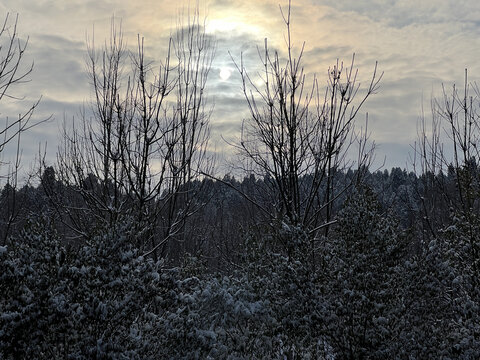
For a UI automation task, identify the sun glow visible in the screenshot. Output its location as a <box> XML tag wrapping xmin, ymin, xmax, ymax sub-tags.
<box><xmin>205</xmin><ymin>18</ymin><xmax>262</xmax><ymax>36</ymax></box>
<box><xmin>206</xmin><ymin>19</ymin><xmax>238</xmax><ymax>34</ymax></box>
<box><xmin>219</xmin><ymin>67</ymin><xmax>232</xmax><ymax>81</ymax></box>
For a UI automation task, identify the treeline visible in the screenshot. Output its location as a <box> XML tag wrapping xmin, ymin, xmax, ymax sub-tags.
<box><xmin>0</xmin><ymin>166</ymin><xmax>419</xmax><ymax>265</ymax></box>
<box><xmin>2</xmin><ymin>164</ymin><xmax>480</xmax><ymax>358</ymax></box>
<box><xmin>2</xmin><ymin>4</ymin><xmax>480</xmax><ymax>359</ymax></box>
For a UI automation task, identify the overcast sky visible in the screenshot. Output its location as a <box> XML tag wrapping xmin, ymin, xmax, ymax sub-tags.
<box><xmin>1</xmin><ymin>0</ymin><xmax>480</xmax><ymax>177</ymax></box>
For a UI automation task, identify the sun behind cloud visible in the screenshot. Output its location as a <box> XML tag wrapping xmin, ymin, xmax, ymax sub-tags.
<box><xmin>219</xmin><ymin>67</ymin><xmax>232</xmax><ymax>81</ymax></box>
<box><xmin>205</xmin><ymin>17</ymin><xmax>264</xmax><ymax>36</ymax></box>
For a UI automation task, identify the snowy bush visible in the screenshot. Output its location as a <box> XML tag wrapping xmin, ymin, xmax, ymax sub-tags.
<box><xmin>0</xmin><ymin>218</ymin><xmax>163</xmax><ymax>359</ymax></box>
<box><xmin>321</xmin><ymin>189</ymin><xmax>407</xmax><ymax>359</ymax></box>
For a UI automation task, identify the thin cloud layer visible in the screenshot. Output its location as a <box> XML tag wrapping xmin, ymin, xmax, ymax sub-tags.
<box><xmin>0</xmin><ymin>0</ymin><xmax>479</xmax><ymax>173</ymax></box>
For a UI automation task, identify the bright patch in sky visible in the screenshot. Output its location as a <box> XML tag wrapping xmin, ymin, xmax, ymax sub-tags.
<box><xmin>206</xmin><ymin>19</ymin><xmax>238</xmax><ymax>34</ymax></box>
<box><xmin>219</xmin><ymin>67</ymin><xmax>232</xmax><ymax>81</ymax></box>
<box><xmin>205</xmin><ymin>18</ymin><xmax>262</xmax><ymax>36</ymax></box>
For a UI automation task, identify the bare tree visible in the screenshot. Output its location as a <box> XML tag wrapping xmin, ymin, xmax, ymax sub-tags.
<box><xmin>227</xmin><ymin>1</ymin><xmax>381</xmax><ymax>255</ymax></box>
<box><xmin>414</xmin><ymin>69</ymin><xmax>480</xmax><ymax>279</ymax></box>
<box><xmin>0</xmin><ymin>14</ymin><xmax>39</xmax><ymax>159</ymax></box>
<box><xmin>414</xmin><ymin>70</ymin><xmax>480</xmax><ymax>232</ymax></box>
<box><xmin>52</xmin><ymin>12</ymin><xmax>214</xmax><ymax>260</ymax></box>
<box><xmin>0</xmin><ymin>13</ymin><xmax>43</xmax><ymax>244</ymax></box>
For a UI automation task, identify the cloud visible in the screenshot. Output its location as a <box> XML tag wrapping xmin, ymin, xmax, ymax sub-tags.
<box><xmin>28</xmin><ymin>34</ymin><xmax>87</xmax><ymax>102</ymax></box>
<box><xmin>1</xmin><ymin>0</ymin><xmax>480</xmax><ymax>177</ymax></box>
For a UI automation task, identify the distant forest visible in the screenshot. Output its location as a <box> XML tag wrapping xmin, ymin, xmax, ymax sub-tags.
<box><xmin>2</xmin><ymin>4</ymin><xmax>480</xmax><ymax>359</ymax></box>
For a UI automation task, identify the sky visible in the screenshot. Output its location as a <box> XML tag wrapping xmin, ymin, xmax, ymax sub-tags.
<box><xmin>1</xmin><ymin>0</ymin><xmax>480</xmax><ymax>178</ymax></box>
